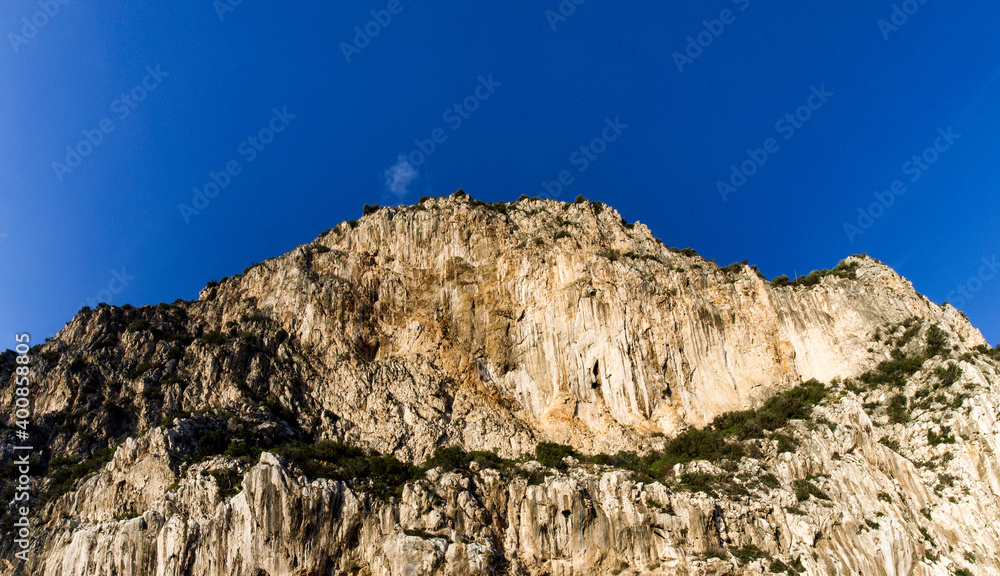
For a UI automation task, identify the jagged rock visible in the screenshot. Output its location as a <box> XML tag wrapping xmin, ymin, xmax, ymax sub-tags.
<box><xmin>1</xmin><ymin>195</ymin><xmax>998</xmax><ymax>575</ymax></box>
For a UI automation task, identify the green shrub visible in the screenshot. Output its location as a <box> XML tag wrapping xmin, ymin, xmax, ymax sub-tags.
<box><xmin>273</xmin><ymin>441</ymin><xmax>422</xmax><ymax>500</ymax></box>
<box><xmin>535</xmin><ymin>442</ymin><xmax>576</xmax><ymax>470</ymax></box>
<box><xmin>679</xmin><ymin>472</ymin><xmax>721</xmax><ymax>496</ymax></box>
<box><xmin>729</xmin><ymin>545</ymin><xmax>766</xmax><ymax>564</ymax></box>
<box><xmin>936</xmin><ymin>363</ymin><xmax>961</xmax><ymax>387</ymax></box>
<box><xmin>201</xmin><ymin>330</ymin><xmax>226</xmax><ymax>346</ymax></box>
<box><xmin>936</xmin><ymin>473</ymin><xmax>957</xmax><ymax>490</ymax></box>
<box><xmin>208</xmin><ymin>469</ymin><xmax>244</xmax><ymax>499</ymax></box>
<box><xmin>422</xmin><ymin>446</ymin><xmax>469</xmax><ymax>473</ymax></box>
<box><xmin>127</xmin><ymin>319</ymin><xmax>151</xmax><ymax>332</ymax></box>
<box><xmin>160</xmin><ymin>410</ymin><xmax>191</xmax><ymax>427</ymax></box>
<box><xmin>591</xmin><ymin>451</ymin><xmax>641</xmax><ymax>470</ymax></box>
<box><xmin>362</xmin><ymin>203</ymin><xmax>380</xmax><ymax>216</ymax></box>
<box><xmin>485</xmin><ymin>202</ymin><xmax>508</xmax><ymax>215</ymax></box>
<box><xmin>43</xmin><ymin>447</ymin><xmax>115</xmax><ymax>502</ymax></box>
<box><xmin>580</xmin><ymin>380</ymin><xmax>825</xmax><ymax>484</ymax></box>
<box><xmin>974</xmin><ymin>343</ymin><xmax>1000</xmax><ymax>361</ymax></box>
<box><xmin>467</xmin><ymin>450</ymin><xmax>504</xmax><ymax>470</ymax></box>
<box><xmin>772</xmin><ymin>260</ymin><xmax>860</xmax><ymax>288</ymax></box>
<box><xmin>128</xmin><ymin>362</ymin><xmax>153</xmax><ymax>379</ymax></box>
<box><xmin>794</xmin><ymin>478</ymin><xmax>830</xmax><ymax>501</ymax></box>
<box><xmin>196</xmin><ymin>430</ymin><xmax>229</xmax><ymax>461</ymax></box>
<box><xmin>879</xmin><ymin>437</ymin><xmax>901</xmax><ymax>451</ymax></box>
<box><xmin>553</xmin><ymin>230</ymin><xmax>572</xmax><ymax>240</ymax></box>
<box><xmin>927</xmin><ymin>427</ymin><xmax>955</xmax><ymax>446</ymax></box>
<box><xmin>403</xmin><ymin>528</ymin><xmax>438</xmax><ymax>539</ymax></box>
<box><xmin>771</xmin><ymin>432</ymin><xmax>799</xmax><ymax>454</ymax></box>
<box><xmin>659</xmin><ymin>427</ymin><xmax>744</xmax><ymax>468</ymax></box>
<box><xmin>417</xmin><ymin>446</ymin><xmax>505</xmax><ymax>473</ymax></box>
<box><xmin>713</xmin><ymin>379</ymin><xmax>826</xmax><ymax>440</ymax></box>
<box><xmin>897</xmin><ymin>321</ymin><xmax>922</xmax><ymax>348</ymax></box>
<box><xmin>859</xmin><ymin>350</ymin><xmax>924</xmax><ymax>388</ymax></box>
<box><xmin>224</xmin><ymin>441</ymin><xmax>261</xmax><ymax>460</ymax></box>
<box><xmin>719</xmin><ymin>262</ymin><xmax>743</xmax><ymax>275</ymax></box>
<box><xmin>598</xmin><ymin>249</ymin><xmax>621</xmax><ymax>262</ymax></box>
<box><xmin>925</xmin><ymin>324</ymin><xmax>948</xmax><ymax>356</ymax></box>
<box><xmin>887</xmin><ymin>394</ymin><xmax>909</xmax><ymax>424</ymax></box>
<box><xmin>769</xmin><ymin>559</ymin><xmax>794</xmax><ymax>573</ymax></box>
<box><xmin>759</xmin><ymin>473</ymin><xmax>781</xmax><ymax>489</ymax></box>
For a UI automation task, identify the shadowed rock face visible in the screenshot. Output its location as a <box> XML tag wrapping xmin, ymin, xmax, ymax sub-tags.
<box><xmin>1</xmin><ymin>195</ymin><xmax>998</xmax><ymax>575</ymax></box>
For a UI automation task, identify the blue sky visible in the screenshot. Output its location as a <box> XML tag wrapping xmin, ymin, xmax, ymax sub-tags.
<box><xmin>1</xmin><ymin>1</ymin><xmax>998</xmax><ymax>345</ymax></box>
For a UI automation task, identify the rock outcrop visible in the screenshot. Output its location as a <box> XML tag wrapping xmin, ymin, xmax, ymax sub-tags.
<box><xmin>1</xmin><ymin>194</ymin><xmax>997</xmax><ymax>575</ymax></box>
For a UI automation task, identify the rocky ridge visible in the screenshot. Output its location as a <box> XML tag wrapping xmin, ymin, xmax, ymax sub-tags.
<box><xmin>1</xmin><ymin>193</ymin><xmax>998</xmax><ymax>575</ymax></box>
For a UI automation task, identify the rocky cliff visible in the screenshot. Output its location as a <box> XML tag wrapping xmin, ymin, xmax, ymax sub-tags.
<box><xmin>2</xmin><ymin>193</ymin><xmax>998</xmax><ymax>575</ymax></box>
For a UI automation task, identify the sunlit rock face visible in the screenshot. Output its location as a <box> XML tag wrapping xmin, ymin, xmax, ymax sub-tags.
<box><xmin>2</xmin><ymin>195</ymin><xmax>997</xmax><ymax>575</ymax></box>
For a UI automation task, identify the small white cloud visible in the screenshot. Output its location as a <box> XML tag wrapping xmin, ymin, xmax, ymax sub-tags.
<box><xmin>383</xmin><ymin>155</ymin><xmax>419</xmax><ymax>198</ymax></box>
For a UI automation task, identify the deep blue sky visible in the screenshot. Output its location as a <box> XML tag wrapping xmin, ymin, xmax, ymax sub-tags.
<box><xmin>2</xmin><ymin>2</ymin><xmax>998</xmax><ymax>345</ymax></box>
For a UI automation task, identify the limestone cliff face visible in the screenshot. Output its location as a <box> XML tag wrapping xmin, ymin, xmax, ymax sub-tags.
<box><xmin>1</xmin><ymin>194</ymin><xmax>997</xmax><ymax>575</ymax></box>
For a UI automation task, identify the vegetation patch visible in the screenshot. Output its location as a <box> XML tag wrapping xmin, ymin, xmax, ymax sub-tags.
<box><xmin>887</xmin><ymin>394</ymin><xmax>910</xmax><ymax>424</ymax></box>
<box><xmin>201</xmin><ymin>330</ymin><xmax>226</xmax><ymax>346</ymax></box>
<box><xmin>126</xmin><ymin>319</ymin><xmax>151</xmax><ymax>332</ymax></box>
<box><xmin>793</xmin><ymin>478</ymin><xmax>830</xmax><ymax>502</ymax></box>
<box><xmin>43</xmin><ymin>447</ymin><xmax>115</xmax><ymax>503</ymax></box>
<box><xmin>927</xmin><ymin>426</ymin><xmax>956</xmax><ymax>446</ymax></box>
<box><xmin>208</xmin><ymin>469</ymin><xmax>244</xmax><ymax>499</ymax></box>
<box><xmin>771</xmin><ymin>260</ymin><xmax>859</xmax><ymax>287</ymax></box>
<box><xmin>859</xmin><ymin>349</ymin><xmax>924</xmax><ymax>389</ymax></box>
<box><xmin>535</xmin><ymin>442</ymin><xmax>577</xmax><ymax>470</ymax></box>
<box><xmin>713</xmin><ymin>379</ymin><xmax>826</xmax><ymax>441</ymax></box>
<box><xmin>729</xmin><ymin>544</ymin><xmax>767</xmax><ymax>564</ymax></box>
<box><xmin>580</xmin><ymin>380</ymin><xmax>827</xmax><ymax>491</ymax></box>
<box><xmin>273</xmin><ymin>441</ymin><xmax>421</xmax><ymax>500</ymax></box>
<box><xmin>879</xmin><ymin>437</ymin><xmax>901</xmax><ymax>451</ymax></box>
